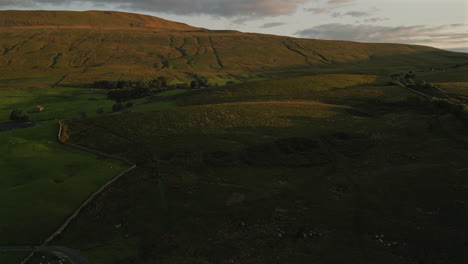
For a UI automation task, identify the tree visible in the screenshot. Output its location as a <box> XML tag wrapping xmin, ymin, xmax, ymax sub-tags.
<box><xmin>92</xmin><ymin>80</ymin><xmax>116</xmax><ymax>89</ymax></box>
<box><xmin>149</xmin><ymin>78</ymin><xmax>161</xmax><ymax>89</ymax></box>
<box><xmin>190</xmin><ymin>80</ymin><xmax>200</xmax><ymax>89</ymax></box>
<box><xmin>157</xmin><ymin>77</ymin><xmax>167</xmax><ymax>88</ymax></box>
<box><xmin>10</xmin><ymin>109</ymin><xmax>29</xmax><ymax>122</ymax></box>
<box><xmin>190</xmin><ymin>74</ymin><xmax>209</xmax><ymax>88</ymax></box>
<box><xmin>117</xmin><ymin>80</ymin><xmax>132</xmax><ymax>89</ymax></box>
<box><xmin>136</xmin><ymin>80</ymin><xmax>149</xmax><ymax>89</ymax></box>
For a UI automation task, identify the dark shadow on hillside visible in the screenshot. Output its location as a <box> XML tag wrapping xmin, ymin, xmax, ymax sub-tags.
<box><xmin>50</xmin><ymin>106</ymin><xmax>468</xmax><ymax>264</ymax></box>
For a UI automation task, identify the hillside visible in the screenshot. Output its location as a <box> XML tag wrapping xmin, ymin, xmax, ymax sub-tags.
<box><xmin>0</xmin><ymin>10</ymin><xmax>198</xmax><ymax>30</ymax></box>
<box><xmin>2</xmin><ymin>10</ymin><xmax>468</xmax><ymax>264</ymax></box>
<box><xmin>0</xmin><ymin>10</ymin><xmax>467</xmax><ymax>88</ymax></box>
<box><xmin>35</xmin><ymin>73</ymin><xmax>468</xmax><ymax>264</ymax></box>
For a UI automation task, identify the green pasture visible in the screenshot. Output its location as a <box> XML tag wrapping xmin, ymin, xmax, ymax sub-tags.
<box><xmin>0</xmin><ymin>85</ymin><xmax>182</xmax><ymax>263</ymax></box>
<box><xmin>0</xmin><ymin>85</ymin><xmax>183</xmax><ymax>261</ymax></box>
<box><xmin>0</xmin><ymin>121</ymin><xmax>127</xmax><ymax>247</ymax></box>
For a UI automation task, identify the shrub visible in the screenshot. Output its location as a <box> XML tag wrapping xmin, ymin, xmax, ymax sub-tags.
<box><xmin>430</xmin><ymin>98</ymin><xmax>451</xmax><ymax>110</ymax></box>
<box><xmin>126</xmin><ymin>102</ymin><xmax>134</xmax><ymax>108</ymax></box>
<box><xmin>405</xmin><ymin>96</ymin><xmax>426</xmax><ymax>106</ymax></box>
<box><xmin>9</xmin><ymin>109</ymin><xmax>29</xmax><ymax>122</ymax></box>
<box><xmin>112</xmin><ymin>102</ymin><xmax>126</xmax><ymax>112</ymax></box>
<box><xmin>390</xmin><ymin>80</ymin><xmax>405</xmax><ymax>87</ymax></box>
<box><xmin>452</xmin><ymin>104</ymin><xmax>468</xmax><ymax>123</ymax></box>
<box><xmin>96</xmin><ymin>107</ymin><xmax>104</xmax><ymax>114</ymax></box>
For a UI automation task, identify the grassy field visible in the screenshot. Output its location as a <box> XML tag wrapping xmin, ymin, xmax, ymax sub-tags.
<box><xmin>170</xmin><ymin>74</ymin><xmax>392</xmax><ymax>106</ymax></box>
<box><xmin>417</xmin><ymin>66</ymin><xmax>468</xmax><ymax>83</ymax></box>
<box><xmin>0</xmin><ymin>85</ymin><xmax>184</xmax><ymax>262</ymax></box>
<box><xmin>0</xmin><ymin>120</ymin><xmax>128</xmax><ymax>245</ymax></box>
<box><xmin>26</xmin><ymin>72</ymin><xmax>468</xmax><ymax>264</ymax></box>
<box><xmin>0</xmin><ymin>88</ymin><xmax>112</xmax><ymax>123</ymax></box>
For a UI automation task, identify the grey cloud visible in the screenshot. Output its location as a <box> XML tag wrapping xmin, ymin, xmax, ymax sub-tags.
<box><xmin>0</xmin><ymin>0</ymin><xmax>35</xmax><ymax>6</ymax></box>
<box><xmin>328</xmin><ymin>0</ymin><xmax>353</xmax><ymax>4</ymax></box>
<box><xmin>331</xmin><ymin>11</ymin><xmax>371</xmax><ymax>18</ymax></box>
<box><xmin>305</xmin><ymin>7</ymin><xmax>330</xmax><ymax>14</ymax></box>
<box><xmin>295</xmin><ymin>23</ymin><xmax>468</xmax><ymax>47</ymax></box>
<box><xmin>345</xmin><ymin>11</ymin><xmax>369</xmax><ymax>17</ymax></box>
<box><xmin>331</xmin><ymin>12</ymin><xmax>341</xmax><ymax>17</ymax></box>
<box><xmin>260</xmin><ymin>22</ymin><xmax>286</xmax><ymax>28</ymax></box>
<box><xmin>305</xmin><ymin>0</ymin><xmax>357</xmax><ymax>14</ymax></box>
<box><xmin>364</xmin><ymin>17</ymin><xmax>390</xmax><ymax>23</ymax></box>
<box><xmin>0</xmin><ymin>0</ymin><xmax>313</xmax><ymax>18</ymax></box>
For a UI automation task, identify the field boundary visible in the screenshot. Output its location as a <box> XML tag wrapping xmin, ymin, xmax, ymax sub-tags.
<box><xmin>21</xmin><ymin>120</ymin><xmax>136</xmax><ymax>264</ymax></box>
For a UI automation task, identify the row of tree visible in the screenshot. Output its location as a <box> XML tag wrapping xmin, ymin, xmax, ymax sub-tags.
<box><xmin>107</xmin><ymin>87</ymin><xmax>152</xmax><ymax>102</ymax></box>
<box><xmin>92</xmin><ymin>75</ymin><xmax>210</xmax><ymax>90</ymax></box>
<box><xmin>92</xmin><ymin>77</ymin><xmax>168</xmax><ymax>90</ymax></box>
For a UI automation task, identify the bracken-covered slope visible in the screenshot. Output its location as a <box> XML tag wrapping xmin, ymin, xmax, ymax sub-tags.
<box><xmin>0</xmin><ymin>10</ymin><xmax>467</xmax><ymax>88</ymax></box>
<box><xmin>0</xmin><ymin>10</ymin><xmax>198</xmax><ymax>30</ymax></box>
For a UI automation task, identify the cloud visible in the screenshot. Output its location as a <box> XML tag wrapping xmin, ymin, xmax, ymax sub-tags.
<box><xmin>305</xmin><ymin>7</ymin><xmax>330</xmax><ymax>14</ymax></box>
<box><xmin>0</xmin><ymin>0</ymin><xmax>313</xmax><ymax>19</ymax></box>
<box><xmin>327</xmin><ymin>0</ymin><xmax>353</xmax><ymax>4</ymax></box>
<box><xmin>295</xmin><ymin>23</ymin><xmax>468</xmax><ymax>47</ymax></box>
<box><xmin>305</xmin><ymin>0</ymin><xmax>354</xmax><ymax>13</ymax></box>
<box><xmin>364</xmin><ymin>17</ymin><xmax>390</xmax><ymax>23</ymax></box>
<box><xmin>344</xmin><ymin>11</ymin><xmax>369</xmax><ymax>17</ymax></box>
<box><xmin>330</xmin><ymin>10</ymin><xmax>372</xmax><ymax>18</ymax></box>
<box><xmin>260</xmin><ymin>22</ymin><xmax>286</xmax><ymax>28</ymax></box>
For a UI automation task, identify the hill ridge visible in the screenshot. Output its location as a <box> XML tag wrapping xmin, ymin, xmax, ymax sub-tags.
<box><xmin>0</xmin><ymin>10</ymin><xmax>200</xmax><ymax>30</ymax></box>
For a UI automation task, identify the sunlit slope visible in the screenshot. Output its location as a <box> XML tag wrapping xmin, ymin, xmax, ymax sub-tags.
<box><xmin>0</xmin><ymin>10</ymin><xmax>467</xmax><ymax>88</ymax></box>
<box><xmin>0</xmin><ymin>10</ymin><xmax>198</xmax><ymax>30</ymax></box>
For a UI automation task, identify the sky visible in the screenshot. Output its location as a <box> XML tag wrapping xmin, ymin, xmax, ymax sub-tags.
<box><xmin>0</xmin><ymin>0</ymin><xmax>467</xmax><ymax>52</ymax></box>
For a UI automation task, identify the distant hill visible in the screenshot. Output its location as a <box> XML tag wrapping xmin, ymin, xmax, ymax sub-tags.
<box><xmin>448</xmin><ymin>48</ymin><xmax>468</xmax><ymax>54</ymax></box>
<box><xmin>0</xmin><ymin>10</ymin><xmax>467</xmax><ymax>88</ymax></box>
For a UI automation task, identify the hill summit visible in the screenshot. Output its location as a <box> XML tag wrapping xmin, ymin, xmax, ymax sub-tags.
<box><xmin>0</xmin><ymin>10</ymin><xmax>199</xmax><ymax>30</ymax></box>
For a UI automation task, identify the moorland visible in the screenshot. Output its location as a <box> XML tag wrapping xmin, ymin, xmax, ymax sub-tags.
<box><xmin>0</xmin><ymin>10</ymin><xmax>468</xmax><ymax>264</ymax></box>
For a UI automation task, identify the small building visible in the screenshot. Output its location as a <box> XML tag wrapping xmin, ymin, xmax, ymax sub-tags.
<box><xmin>32</xmin><ymin>105</ymin><xmax>44</xmax><ymax>113</ymax></box>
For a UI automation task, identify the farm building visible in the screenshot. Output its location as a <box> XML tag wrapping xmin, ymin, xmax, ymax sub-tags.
<box><xmin>32</xmin><ymin>105</ymin><xmax>44</xmax><ymax>113</ymax></box>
